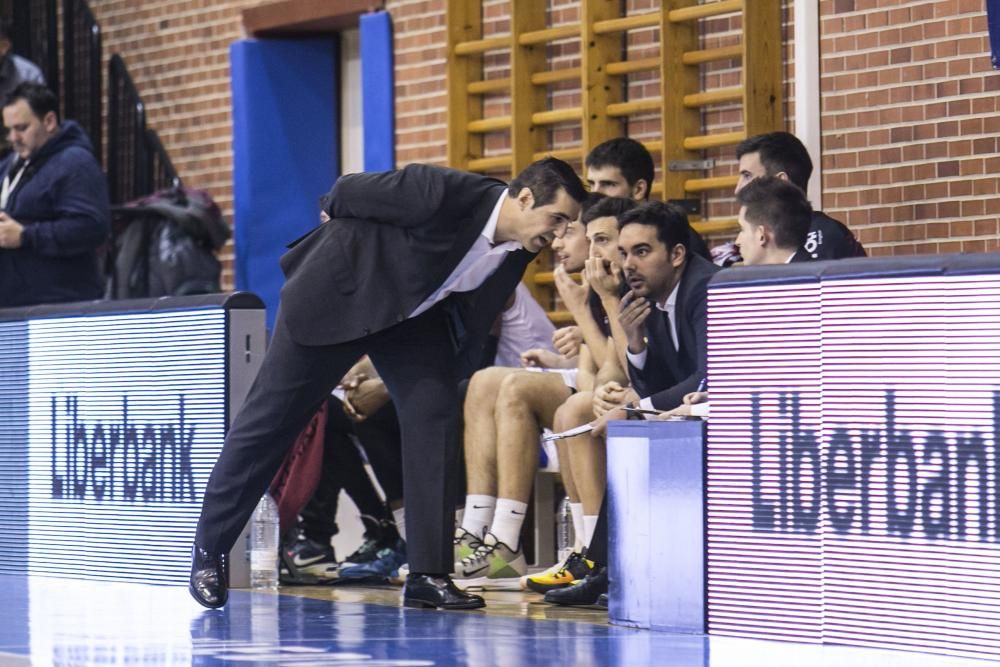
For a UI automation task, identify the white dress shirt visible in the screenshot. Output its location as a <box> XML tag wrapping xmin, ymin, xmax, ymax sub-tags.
<box><xmin>410</xmin><ymin>192</ymin><xmax>521</xmax><ymax>318</ymax></box>
<box><xmin>626</xmin><ymin>280</ymin><xmax>679</xmax><ymax>371</ymax></box>
<box><xmin>625</xmin><ymin>280</ymin><xmax>680</xmax><ymax>412</ymax></box>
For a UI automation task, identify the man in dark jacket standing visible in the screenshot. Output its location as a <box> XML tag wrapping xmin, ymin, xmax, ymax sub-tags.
<box><xmin>189</xmin><ymin>157</ymin><xmax>586</xmax><ymax>611</ymax></box>
<box><xmin>0</xmin><ymin>82</ymin><xmax>110</xmax><ymax>307</ymax></box>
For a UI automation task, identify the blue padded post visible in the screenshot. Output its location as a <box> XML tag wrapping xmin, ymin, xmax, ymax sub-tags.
<box><xmin>230</xmin><ymin>39</ymin><xmax>338</xmax><ymax>329</ymax></box>
<box><xmin>360</xmin><ymin>11</ymin><xmax>395</xmax><ymax>171</ymax></box>
<box><xmin>990</xmin><ymin>0</ymin><xmax>1000</xmax><ymax>69</ymax></box>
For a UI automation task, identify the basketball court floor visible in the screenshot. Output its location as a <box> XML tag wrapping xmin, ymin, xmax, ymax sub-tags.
<box><xmin>0</xmin><ymin>574</ymin><xmax>992</xmax><ymax>666</ymax></box>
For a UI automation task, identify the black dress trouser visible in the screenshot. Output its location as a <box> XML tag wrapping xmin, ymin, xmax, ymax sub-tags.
<box><xmin>347</xmin><ymin>401</ymin><xmax>405</xmax><ymax>504</ymax></box>
<box><xmin>195</xmin><ymin>303</ymin><xmax>462</xmax><ymax>574</ymax></box>
<box><xmin>587</xmin><ymin>494</ymin><xmax>609</xmax><ymax>566</ymax></box>
<box><xmin>300</xmin><ymin>349</ymin><xmax>490</xmax><ymax>545</ymax></box>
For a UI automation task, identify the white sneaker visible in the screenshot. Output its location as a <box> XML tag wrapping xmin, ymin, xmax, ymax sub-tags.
<box><xmin>390</xmin><ymin>563</ymin><xmax>409</xmax><ymax>586</ymax></box>
<box><xmin>453</xmin><ymin>532</ymin><xmax>526</xmax><ymax>590</ymax></box>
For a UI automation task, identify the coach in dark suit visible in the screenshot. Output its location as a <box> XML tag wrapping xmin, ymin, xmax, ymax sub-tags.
<box><xmin>545</xmin><ymin>201</ymin><xmax>718</xmax><ymax>606</ymax></box>
<box><xmin>190</xmin><ymin>158</ymin><xmax>586</xmax><ymax>610</ymax></box>
<box><xmin>618</xmin><ymin>202</ymin><xmax>719</xmax><ymax>411</ymax></box>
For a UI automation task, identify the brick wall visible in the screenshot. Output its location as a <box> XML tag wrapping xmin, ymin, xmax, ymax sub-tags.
<box><xmin>89</xmin><ymin>0</ymin><xmax>253</xmax><ymax>289</ymax></box>
<box><xmin>82</xmin><ymin>0</ymin><xmax>1000</xmax><ymax>292</ymax></box>
<box><xmin>390</xmin><ymin>0</ymin><xmax>773</xmax><ymax>250</ymax></box>
<box><xmin>820</xmin><ymin>0</ymin><xmax>1000</xmax><ymax>256</ymax></box>
<box><xmin>391</xmin><ymin>0</ymin><xmax>1000</xmax><ymax>256</ymax></box>
<box><xmin>390</xmin><ymin>0</ymin><xmax>449</xmax><ymax>166</ymax></box>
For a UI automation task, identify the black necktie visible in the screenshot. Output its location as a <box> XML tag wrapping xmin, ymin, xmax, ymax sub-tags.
<box><xmin>661</xmin><ymin>307</ymin><xmax>677</xmax><ymax>353</ymax></box>
<box><xmin>7</xmin><ymin>157</ymin><xmax>26</xmax><ymax>180</ymax></box>
<box><xmin>646</xmin><ymin>306</ymin><xmax>678</xmax><ymax>372</ymax></box>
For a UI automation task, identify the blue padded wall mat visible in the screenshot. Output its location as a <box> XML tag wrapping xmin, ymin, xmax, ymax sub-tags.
<box><xmin>230</xmin><ymin>39</ymin><xmax>338</xmax><ymax>329</ymax></box>
<box><xmin>360</xmin><ymin>11</ymin><xmax>395</xmax><ymax>172</ymax></box>
<box><xmin>991</xmin><ymin>0</ymin><xmax>1000</xmax><ymax>69</ymax></box>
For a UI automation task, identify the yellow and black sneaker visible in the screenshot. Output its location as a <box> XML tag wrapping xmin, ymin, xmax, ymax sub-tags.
<box><xmin>524</xmin><ymin>551</ymin><xmax>593</xmax><ymax>594</ymax></box>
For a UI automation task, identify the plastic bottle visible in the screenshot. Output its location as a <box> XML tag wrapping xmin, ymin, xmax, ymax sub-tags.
<box><xmin>556</xmin><ymin>496</ymin><xmax>574</xmax><ymax>563</ymax></box>
<box><xmin>250</xmin><ymin>493</ymin><xmax>280</xmax><ymax>590</ymax></box>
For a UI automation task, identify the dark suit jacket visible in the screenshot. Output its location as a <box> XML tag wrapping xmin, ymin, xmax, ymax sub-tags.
<box><xmin>278</xmin><ymin>164</ymin><xmax>534</xmax><ymax>375</ymax></box>
<box><xmin>627</xmin><ymin>254</ymin><xmax>719</xmax><ymax>411</ymax></box>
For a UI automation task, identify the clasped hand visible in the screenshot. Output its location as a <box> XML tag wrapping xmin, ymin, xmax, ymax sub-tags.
<box><xmin>592</xmin><ymin>381</ymin><xmax>638</xmax><ymax>418</ymax></box>
<box><xmin>340</xmin><ymin>373</ymin><xmax>390</xmax><ymax>422</ymax></box>
<box><xmin>0</xmin><ymin>213</ymin><xmax>24</xmax><ymax>249</ymax></box>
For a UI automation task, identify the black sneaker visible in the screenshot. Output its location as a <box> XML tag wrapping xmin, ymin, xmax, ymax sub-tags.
<box><xmin>543</xmin><ymin>566</ymin><xmax>608</xmax><ymax>606</ymax></box>
<box><xmin>341</xmin><ymin>520</ymin><xmax>400</xmax><ymax>568</ymax></box>
<box><xmin>338</xmin><ymin>539</ymin><xmax>407</xmax><ymax>583</ymax></box>
<box><xmin>280</xmin><ymin>535</ymin><xmax>338</xmax><ymax>584</ymax></box>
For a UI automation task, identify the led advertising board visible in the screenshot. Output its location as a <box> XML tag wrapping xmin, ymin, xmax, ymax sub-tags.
<box><xmin>706</xmin><ymin>257</ymin><xmax>1000</xmax><ymax>661</ymax></box>
<box><xmin>0</xmin><ymin>297</ymin><xmax>265</xmax><ymax>585</ymax></box>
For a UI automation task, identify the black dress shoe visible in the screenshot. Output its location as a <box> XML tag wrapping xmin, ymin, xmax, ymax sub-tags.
<box><xmin>596</xmin><ymin>593</ymin><xmax>608</xmax><ymax>608</ymax></box>
<box><xmin>190</xmin><ymin>546</ymin><xmax>229</xmax><ymax>609</ymax></box>
<box><xmin>543</xmin><ymin>566</ymin><xmax>607</xmax><ymax>606</ymax></box>
<box><xmin>402</xmin><ymin>573</ymin><xmax>485</xmax><ymax>610</ymax></box>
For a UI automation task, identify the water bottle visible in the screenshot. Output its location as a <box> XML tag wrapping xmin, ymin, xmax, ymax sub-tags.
<box><xmin>556</xmin><ymin>496</ymin><xmax>574</xmax><ymax>563</ymax></box>
<box><xmin>250</xmin><ymin>493</ymin><xmax>280</xmax><ymax>590</ymax></box>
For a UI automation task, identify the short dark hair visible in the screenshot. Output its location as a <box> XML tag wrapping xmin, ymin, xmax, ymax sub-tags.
<box><xmin>585</xmin><ymin>138</ymin><xmax>655</xmax><ymax>199</ymax></box>
<box><xmin>0</xmin><ymin>19</ymin><xmax>12</xmax><ymax>42</ymax></box>
<box><xmin>582</xmin><ymin>195</ymin><xmax>637</xmax><ymax>226</ymax></box>
<box><xmin>508</xmin><ymin>156</ymin><xmax>587</xmax><ymax>206</ymax></box>
<box><xmin>579</xmin><ymin>191</ymin><xmax>606</xmax><ymax>219</ymax></box>
<box><xmin>4</xmin><ymin>82</ymin><xmax>58</xmax><ymax>121</ymax></box>
<box><xmin>618</xmin><ymin>200</ymin><xmax>691</xmax><ymax>251</ymax></box>
<box><xmin>736</xmin><ymin>176</ymin><xmax>813</xmax><ymax>250</ymax></box>
<box><xmin>736</xmin><ymin>131</ymin><xmax>813</xmax><ymax>191</ymax></box>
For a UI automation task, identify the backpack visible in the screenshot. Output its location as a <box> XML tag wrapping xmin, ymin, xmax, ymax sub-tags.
<box><xmin>107</xmin><ymin>186</ymin><xmax>231</xmax><ymax>299</ymax></box>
